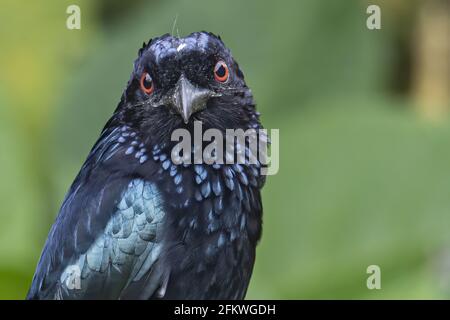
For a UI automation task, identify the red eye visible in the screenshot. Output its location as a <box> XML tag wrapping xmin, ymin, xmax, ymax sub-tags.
<box><xmin>140</xmin><ymin>72</ymin><xmax>154</xmax><ymax>95</ymax></box>
<box><xmin>214</xmin><ymin>61</ymin><xmax>229</xmax><ymax>82</ymax></box>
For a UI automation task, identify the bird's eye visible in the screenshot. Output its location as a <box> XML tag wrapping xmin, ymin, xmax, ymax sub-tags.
<box><xmin>214</xmin><ymin>61</ymin><xmax>229</xmax><ymax>83</ymax></box>
<box><xmin>140</xmin><ymin>72</ymin><xmax>154</xmax><ymax>95</ymax></box>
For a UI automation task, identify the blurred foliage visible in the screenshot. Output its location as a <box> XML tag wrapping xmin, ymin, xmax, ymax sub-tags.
<box><xmin>0</xmin><ymin>0</ymin><xmax>449</xmax><ymax>299</ymax></box>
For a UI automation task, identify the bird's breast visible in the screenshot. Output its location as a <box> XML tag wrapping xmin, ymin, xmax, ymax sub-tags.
<box><xmin>154</xmin><ymin>162</ymin><xmax>261</xmax><ymax>299</ymax></box>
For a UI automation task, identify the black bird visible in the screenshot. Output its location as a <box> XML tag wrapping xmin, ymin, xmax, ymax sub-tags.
<box><xmin>27</xmin><ymin>31</ymin><xmax>265</xmax><ymax>299</ymax></box>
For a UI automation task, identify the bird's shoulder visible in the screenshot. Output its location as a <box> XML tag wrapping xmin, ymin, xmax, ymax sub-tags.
<box><xmin>27</xmin><ymin>125</ymin><xmax>166</xmax><ymax>299</ymax></box>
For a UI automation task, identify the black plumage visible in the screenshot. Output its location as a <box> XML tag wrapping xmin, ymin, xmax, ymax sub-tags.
<box><xmin>27</xmin><ymin>31</ymin><xmax>265</xmax><ymax>299</ymax></box>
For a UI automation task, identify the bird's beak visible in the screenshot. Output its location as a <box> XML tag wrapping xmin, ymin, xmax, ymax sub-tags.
<box><xmin>171</xmin><ymin>75</ymin><xmax>218</xmax><ymax>123</ymax></box>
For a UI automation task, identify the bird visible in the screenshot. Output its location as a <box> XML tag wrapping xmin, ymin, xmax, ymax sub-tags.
<box><xmin>27</xmin><ymin>31</ymin><xmax>266</xmax><ymax>300</ymax></box>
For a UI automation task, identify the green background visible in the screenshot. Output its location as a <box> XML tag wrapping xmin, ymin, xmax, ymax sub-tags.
<box><xmin>0</xmin><ymin>0</ymin><xmax>449</xmax><ymax>299</ymax></box>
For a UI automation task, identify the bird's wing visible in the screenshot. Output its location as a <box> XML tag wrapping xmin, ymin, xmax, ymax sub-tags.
<box><xmin>27</xmin><ymin>128</ymin><xmax>168</xmax><ymax>300</ymax></box>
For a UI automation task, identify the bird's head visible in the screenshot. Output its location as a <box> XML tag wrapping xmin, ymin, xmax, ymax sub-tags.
<box><xmin>116</xmin><ymin>31</ymin><xmax>260</xmax><ymax>145</ymax></box>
